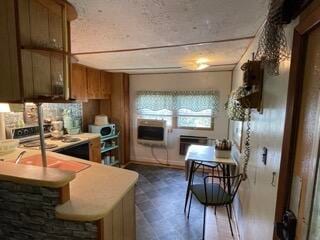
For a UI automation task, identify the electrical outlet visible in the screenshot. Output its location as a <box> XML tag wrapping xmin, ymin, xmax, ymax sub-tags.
<box><xmin>262</xmin><ymin>147</ymin><xmax>268</xmax><ymax>165</ymax></box>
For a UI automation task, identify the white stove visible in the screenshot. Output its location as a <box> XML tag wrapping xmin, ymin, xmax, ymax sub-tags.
<box><xmin>6</xmin><ymin>125</ymin><xmax>51</xmax><ymax>143</ymax></box>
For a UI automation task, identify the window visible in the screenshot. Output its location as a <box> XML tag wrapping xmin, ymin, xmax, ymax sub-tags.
<box><xmin>138</xmin><ymin>109</ymin><xmax>173</xmax><ymax>127</ymax></box>
<box><xmin>136</xmin><ymin>90</ymin><xmax>219</xmax><ymax>130</ymax></box>
<box><xmin>177</xmin><ymin>109</ymin><xmax>213</xmax><ymax>129</ymax></box>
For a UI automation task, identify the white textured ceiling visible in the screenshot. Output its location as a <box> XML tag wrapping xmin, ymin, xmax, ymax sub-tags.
<box><xmin>69</xmin><ymin>0</ymin><xmax>268</xmax><ymax>73</ymax></box>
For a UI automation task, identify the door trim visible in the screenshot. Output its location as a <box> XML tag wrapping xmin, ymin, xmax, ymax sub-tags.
<box><xmin>274</xmin><ymin>4</ymin><xmax>320</xmax><ymax>239</ymax></box>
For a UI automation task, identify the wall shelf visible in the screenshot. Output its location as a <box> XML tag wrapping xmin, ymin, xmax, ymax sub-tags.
<box><xmin>100</xmin><ymin>132</ymin><xmax>120</xmax><ymax>167</ymax></box>
<box><xmin>109</xmin><ymin>160</ymin><xmax>120</xmax><ymax>166</ymax></box>
<box><xmin>236</xmin><ymin>90</ymin><xmax>261</xmax><ymax>109</ymax></box>
<box><xmin>20</xmin><ymin>46</ymin><xmax>78</xmax><ymax>63</ymax></box>
<box><xmin>21</xmin><ymin>46</ymin><xmax>68</xmax><ymax>56</ymax></box>
<box><xmin>101</xmin><ymin>145</ymin><xmax>119</xmax><ymax>153</ymax></box>
<box><xmin>240</xmin><ymin>60</ymin><xmax>264</xmax><ymax>112</ymax></box>
<box><xmin>101</xmin><ymin>133</ymin><xmax>120</xmax><ymax>141</ymax></box>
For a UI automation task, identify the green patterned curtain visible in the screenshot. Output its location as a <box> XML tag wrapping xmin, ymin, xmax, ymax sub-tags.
<box><xmin>136</xmin><ymin>90</ymin><xmax>219</xmax><ymax>116</ymax></box>
<box><xmin>136</xmin><ymin>91</ymin><xmax>174</xmax><ymax>112</ymax></box>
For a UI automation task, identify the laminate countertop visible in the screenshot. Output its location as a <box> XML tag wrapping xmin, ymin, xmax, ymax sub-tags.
<box><xmin>0</xmin><ymin>149</ymin><xmax>139</xmax><ymax>222</ymax></box>
<box><xmin>18</xmin><ymin>133</ymin><xmax>101</xmax><ymax>152</ymax></box>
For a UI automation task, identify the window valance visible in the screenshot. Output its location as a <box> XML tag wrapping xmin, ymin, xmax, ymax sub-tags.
<box><xmin>136</xmin><ymin>90</ymin><xmax>219</xmax><ymax>116</ymax></box>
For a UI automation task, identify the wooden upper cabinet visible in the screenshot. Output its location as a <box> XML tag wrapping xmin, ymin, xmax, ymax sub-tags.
<box><xmin>70</xmin><ymin>64</ymin><xmax>87</xmax><ymax>101</ymax></box>
<box><xmin>87</xmin><ymin>67</ymin><xmax>101</xmax><ymax>99</ymax></box>
<box><xmin>85</xmin><ymin>68</ymin><xmax>112</xmax><ymax>100</ymax></box>
<box><xmin>20</xmin><ymin>0</ymin><xmax>68</xmax><ymax>101</ymax></box>
<box><xmin>0</xmin><ymin>0</ymin><xmax>77</xmax><ymax>103</ymax></box>
<box><xmin>100</xmin><ymin>71</ymin><xmax>112</xmax><ymax>99</ymax></box>
<box><xmin>0</xmin><ymin>0</ymin><xmax>21</xmax><ymax>102</ymax></box>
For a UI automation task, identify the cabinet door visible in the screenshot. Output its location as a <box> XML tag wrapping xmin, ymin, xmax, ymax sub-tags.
<box><xmin>70</xmin><ymin>64</ymin><xmax>87</xmax><ymax>101</ymax></box>
<box><xmin>18</xmin><ymin>0</ymin><xmax>68</xmax><ymax>100</ymax></box>
<box><xmin>87</xmin><ymin>67</ymin><xmax>101</xmax><ymax>99</ymax></box>
<box><xmin>89</xmin><ymin>137</ymin><xmax>101</xmax><ymax>163</ymax></box>
<box><xmin>100</xmin><ymin>71</ymin><xmax>112</xmax><ymax>99</ymax></box>
<box><xmin>0</xmin><ymin>0</ymin><xmax>21</xmax><ymax>102</ymax></box>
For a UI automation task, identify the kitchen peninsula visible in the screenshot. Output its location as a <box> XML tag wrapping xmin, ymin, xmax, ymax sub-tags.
<box><xmin>0</xmin><ymin>149</ymin><xmax>138</xmax><ymax>240</ymax></box>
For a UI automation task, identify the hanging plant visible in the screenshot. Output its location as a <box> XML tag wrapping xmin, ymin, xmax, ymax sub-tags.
<box><xmin>225</xmin><ymin>86</ymin><xmax>249</xmax><ymax>121</ymax></box>
<box><xmin>255</xmin><ymin>0</ymin><xmax>290</xmax><ymax>75</ymax></box>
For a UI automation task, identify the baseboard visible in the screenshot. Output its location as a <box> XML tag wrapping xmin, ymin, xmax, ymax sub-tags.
<box><xmin>231</xmin><ymin>205</ymin><xmax>241</xmax><ymax>240</ymax></box>
<box><xmin>129</xmin><ymin>159</ymin><xmax>185</xmax><ymax>170</ymax></box>
<box><xmin>128</xmin><ymin>158</ymin><xmax>223</xmax><ymax>172</ymax></box>
<box><xmin>129</xmin><ymin>157</ymin><xmax>186</xmax><ymax>167</ymax></box>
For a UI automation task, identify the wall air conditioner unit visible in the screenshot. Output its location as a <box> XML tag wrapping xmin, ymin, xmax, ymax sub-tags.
<box><xmin>137</xmin><ymin>119</ymin><xmax>167</xmax><ymax>146</ymax></box>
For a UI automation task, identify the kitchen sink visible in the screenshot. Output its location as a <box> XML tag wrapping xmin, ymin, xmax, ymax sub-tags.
<box><xmin>17</xmin><ymin>155</ymin><xmax>91</xmax><ymax>173</ymax></box>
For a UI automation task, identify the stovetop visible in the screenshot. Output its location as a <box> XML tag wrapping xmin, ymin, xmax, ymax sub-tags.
<box><xmin>7</xmin><ymin>125</ymin><xmax>51</xmax><ymax>141</ymax></box>
<box><xmin>18</xmin><ymin>135</ymin><xmax>85</xmax><ymax>152</ymax></box>
<box><xmin>22</xmin><ymin>141</ymin><xmax>58</xmax><ymax>150</ymax></box>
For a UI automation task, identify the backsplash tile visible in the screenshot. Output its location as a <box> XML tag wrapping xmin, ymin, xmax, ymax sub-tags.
<box><xmin>5</xmin><ymin>103</ymin><xmax>83</xmax><ymax>129</ymax></box>
<box><xmin>4</xmin><ymin>112</ymin><xmax>24</xmax><ymax>129</ymax></box>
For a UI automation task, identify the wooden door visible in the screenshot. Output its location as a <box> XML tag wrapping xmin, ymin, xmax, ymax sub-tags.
<box><xmin>100</xmin><ymin>71</ymin><xmax>112</xmax><ymax>99</ymax></box>
<box><xmin>0</xmin><ymin>0</ymin><xmax>21</xmax><ymax>102</ymax></box>
<box><xmin>87</xmin><ymin>67</ymin><xmax>101</xmax><ymax>99</ymax></box>
<box><xmin>70</xmin><ymin>64</ymin><xmax>87</xmax><ymax>101</ymax></box>
<box><xmin>289</xmin><ymin>26</ymin><xmax>320</xmax><ymax>239</ymax></box>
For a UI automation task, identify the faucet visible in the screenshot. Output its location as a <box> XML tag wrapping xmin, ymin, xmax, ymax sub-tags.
<box><xmin>15</xmin><ymin>151</ymin><xmax>26</xmax><ymax>164</ymax></box>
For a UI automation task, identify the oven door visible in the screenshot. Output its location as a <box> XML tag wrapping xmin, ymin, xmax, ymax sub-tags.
<box><xmin>55</xmin><ymin>142</ymin><xmax>89</xmax><ymax>160</ymax></box>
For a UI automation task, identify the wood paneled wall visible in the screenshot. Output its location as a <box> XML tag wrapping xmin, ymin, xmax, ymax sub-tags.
<box><xmin>0</xmin><ymin>0</ymin><xmax>21</xmax><ymax>102</ymax></box>
<box><xmin>82</xmin><ymin>72</ymin><xmax>129</xmax><ymax>165</ymax></box>
<box><xmin>110</xmin><ymin>73</ymin><xmax>130</xmax><ymax>164</ymax></box>
<box><xmin>82</xmin><ymin>99</ymin><xmax>111</xmax><ymax>132</ymax></box>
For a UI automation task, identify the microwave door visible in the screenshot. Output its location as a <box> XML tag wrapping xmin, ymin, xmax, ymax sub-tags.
<box><xmin>101</xmin><ymin>127</ymin><xmax>111</xmax><ymax>136</ymax></box>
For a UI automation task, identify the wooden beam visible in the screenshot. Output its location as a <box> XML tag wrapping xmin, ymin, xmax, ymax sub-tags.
<box><xmin>296</xmin><ymin>4</ymin><xmax>320</xmax><ymax>35</ymax></box>
<box><xmin>104</xmin><ymin>63</ymin><xmax>237</xmax><ymax>72</ymax></box>
<box><xmin>73</xmin><ymin>36</ymin><xmax>255</xmax><ymax>55</ymax></box>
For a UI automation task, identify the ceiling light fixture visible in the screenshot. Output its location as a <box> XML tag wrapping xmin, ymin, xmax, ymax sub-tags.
<box><xmin>196</xmin><ymin>63</ymin><xmax>210</xmax><ymax>70</ymax></box>
<box><xmin>195</xmin><ymin>58</ymin><xmax>210</xmax><ymax>70</ymax></box>
<box><xmin>183</xmin><ymin>57</ymin><xmax>211</xmax><ymax>71</ymax></box>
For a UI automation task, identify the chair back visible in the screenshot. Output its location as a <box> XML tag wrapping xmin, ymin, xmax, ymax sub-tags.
<box><xmin>203</xmin><ymin>174</ymin><xmax>242</xmax><ymax>205</ymax></box>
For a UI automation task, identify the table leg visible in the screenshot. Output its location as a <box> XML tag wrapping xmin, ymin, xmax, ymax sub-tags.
<box><xmin>184</xmin><ymin>160</ymin><xmax>194</xmax><ymax>213</ymax></box>
<box><xmin>226</xmin><ymin>165</ymin><xmax>232</xmax><ymax>218</ymax></box>
<box><xmin>185</xmin><ymin>160</ymin><xmax>190</xmax><ymax>181</ymax></box>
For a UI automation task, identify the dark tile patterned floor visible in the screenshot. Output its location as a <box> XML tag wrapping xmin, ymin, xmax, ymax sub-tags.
<box><xmin>126</xmin><ymin>164</ymin><xmax>207</xmax><ymax>240</ymax></box>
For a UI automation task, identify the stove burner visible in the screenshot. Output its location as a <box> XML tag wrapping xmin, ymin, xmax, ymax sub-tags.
<box><xmin>23</xmin><ymin>141</ymin><xmax>58</xmax><ymax>149</ymax></box>
<box><xmin>43</xmin><ymin>144</ymin><xmax>58</xmax><ymax>149</ymax></box>
<box><xmin>51</xmin><ymin>137</ymin><xmax>64</xmax><ymax>141</ymax></box>
<box><xmin>62</xmin><ymin>137</ymin><xmax>81</xmax><ymax>143</ymax></box>
<box><xmin>23</xmin><ymin>141</ymin><xmax>41</xmax><ymax>148</ymax></box>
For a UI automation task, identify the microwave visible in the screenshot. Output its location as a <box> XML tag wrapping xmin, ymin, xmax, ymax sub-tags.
<box><xmin>89</xmin><ymin>124</ymin><xmax>116</xmax><ymax>137</ymax></box>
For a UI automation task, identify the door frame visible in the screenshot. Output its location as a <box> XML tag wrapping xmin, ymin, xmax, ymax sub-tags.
<box><xmin>274</xmin><ymin>4</ymin><xmax>320</xmax><ymax>239</ymax></box>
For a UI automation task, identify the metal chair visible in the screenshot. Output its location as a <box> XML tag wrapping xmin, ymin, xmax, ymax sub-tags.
<box><xmin>186</xmin><ymin>161</ymin><xmax>242</xmax><ymax>240</ymax></box>
<box><xmin>184</xmin><ymin>161</ymin><xmax>221</xmax><ymax>213</ymax></box>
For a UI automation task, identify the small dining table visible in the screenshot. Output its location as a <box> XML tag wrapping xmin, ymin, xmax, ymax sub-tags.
<box><xmin>184</xmin><ymin>145</ymin><xmax>238</xmax><ymax>214</ymax></box>
<box><xmin>185</xmin><ymin>144</ymin><xmax>237</xmax><ymax>180</ymax></box>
